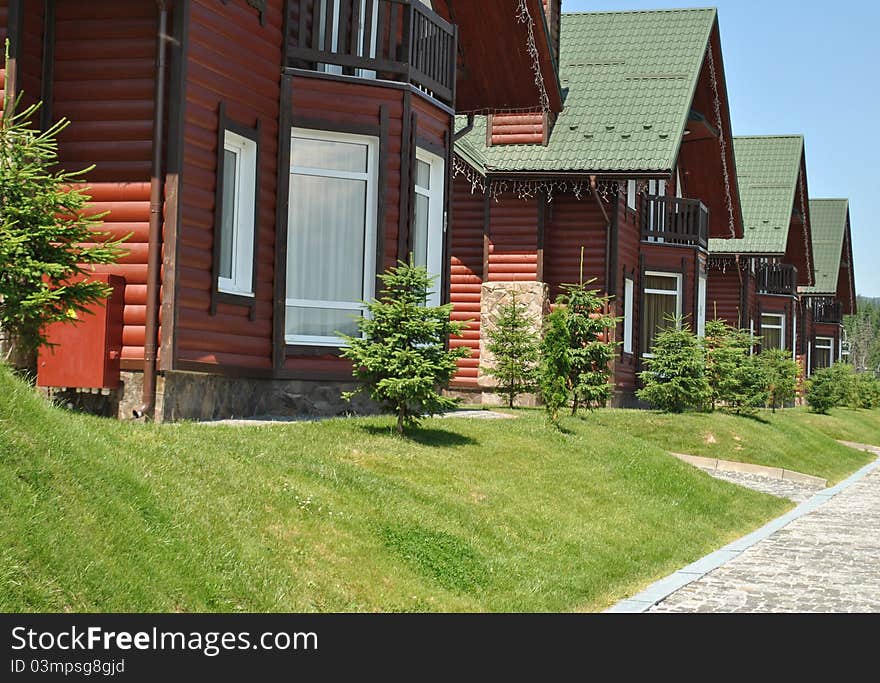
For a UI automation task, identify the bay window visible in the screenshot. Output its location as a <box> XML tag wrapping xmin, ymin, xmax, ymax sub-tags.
<box><xmin>286</xmin><ymin>129</ymin><xmax>379</xmax><ymax>346</ymax></box>
<box><xmin>641</xmin><ymin>272</ymin><xmax>681</xmax><ymax>357</ymax></box>
<box><xmin>761</xmin><ymin>313</ymin><xmax>785</xmax><ymax>350</ymax></box>
<box><xmin>412</xmin><ymin>148</ymin><xmax>445</xmax><ymax>307</ymax></box>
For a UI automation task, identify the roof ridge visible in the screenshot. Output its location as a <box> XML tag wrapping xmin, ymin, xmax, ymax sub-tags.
<box><xmin>562</xmin><ymin>8</ymin><xmax>717</xmax><ymax>17</ymax></box>
<box><xmin>810</xmin><ymin>197</ymin><xmax>849</xmax><ymax>203</ymax></box>
<box><xmin>733</xmin><ymin>134</ymin><xmax>804</xmax><ymax>140</ymax></box>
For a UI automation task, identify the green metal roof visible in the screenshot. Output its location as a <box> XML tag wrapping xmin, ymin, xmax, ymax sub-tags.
<box><xmin>801</xmin><ymin>199</ymin><xmax>848</xmax><ymax>295</ymax></box>
<box><xmin>454</xmin><ymin>8</ymin><xmax>718</xmax><ymax>174</ymax></box>
<box><xmin>709</xmin><ymin>135</ymin><xmax>803</xmax><ymax>254</ymax></box>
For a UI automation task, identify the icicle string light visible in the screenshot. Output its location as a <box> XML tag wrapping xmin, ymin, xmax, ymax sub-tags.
<box><xmin>453</xmin><ymin>155</ymin><xmax>619</xmax><ymax>204</ymax></box>
<box><xmin>797</xmin><ymin>170</ymin><xmax>813</xmax><ymax>286</ymax></box>
<box><xmin>516</xmin><ymin>0</ymin><xmax>552</xmax><ymax>114</ymax></box>
<box><xmin>707</xmin><ymin>45</ymin><xmax>736</xmax><ymax>238</ymax></box>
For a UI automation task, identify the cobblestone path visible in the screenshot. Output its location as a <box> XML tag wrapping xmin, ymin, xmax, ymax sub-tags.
<box><xmin>650</xmin><ymin>463</ymin><xmax>880</xmax><ymax>612</ymax></box>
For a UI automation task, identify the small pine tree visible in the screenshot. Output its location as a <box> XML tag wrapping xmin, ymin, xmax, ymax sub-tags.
<box><xmin>1</xmin><ymin>50</ymin><xmax>124</xmax><ymax>362</ymax></box>
<box><xmin>806</xmin><ymin>362</ymin><xmax>856</xmax><ymax>414</ymax></box>
<box><xmin>556</xmin><ymin>277</ymin><xmax>619</xmax><ymax>415</ymax></box>
<box><xmin>482</xmin><ymin>292</ymin><xmax>541</xmax><ymax>408</ymax></box>
<box><xmin>757</xmin><ymin>349</ymin><xmax>799</xmax><ymax>412</ymax></box>
<box><xmin>704</xmin><ymin>320</ymin><xmax>768</xmax><ymax>415</ymax></box>
<box><xmin>853</xmin><ymin>372</ymin><xmax>880</xmax><ymax>409</ymax></box>
<box><xmin>637</xmin><ymin>319</ymin><xmax>710</xmax><ymax>413</ymax></box>
<box><xmin>539</xmin><ymin>308</ymin><xmax>571</xmax><ymax>424</ymax></box>
<box><xmin>340</xmin><ymin>260</ymin><xmax>470</xmax><ymax>435</ymax></box>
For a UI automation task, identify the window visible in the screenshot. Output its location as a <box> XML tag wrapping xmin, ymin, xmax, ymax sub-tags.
<box><xmin>761</xmin><ymin>313</ymin><xmax>785</xmax><ymax>350</ymax></box>
<box><xmin>623</xmin><ymin>277</ymin><xmax>634</xmax><ymax>354</ymax></box>
<box><xmin>626</xmin><ymin>180</ymin><xmax>637</xmax><ymax>211</ymax></box>
<box><xmin>217</xmin><ymin>129</ymin><xmax>257</xmax><ymax>297</ymax></box>
<box><xmin>286</xmin><ymin>129</ymin><xmax>379</xmax><ymax>346</ymax></box>
<box><xmin>641</xmin><ymin>272</ymin><xmax>681</xmax><ymax>357</ymax></box>
<box><xmin>814</xmin><ymin>336</ymin><xmax>834</xmax><ymax>370</ymax></box>
<box><xmin>412</xmin><ymin>148</ymin><xmax>445</xmax><ymax>307</ymax></box>
<box><xmin>697</xmin><ymin>274</ymin><xmax>707</xmax><ymax>337</ymax></box>
<box><xmin>676</xmin><ymin>166</ymin><xmax>684</xmax><ymax>198</ymax></box>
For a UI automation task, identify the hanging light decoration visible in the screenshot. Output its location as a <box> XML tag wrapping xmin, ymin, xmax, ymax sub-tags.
<box><xmin>706</xmin><ymin>45</ymin><xmax>737</xmax><ymax>238</ymax></box>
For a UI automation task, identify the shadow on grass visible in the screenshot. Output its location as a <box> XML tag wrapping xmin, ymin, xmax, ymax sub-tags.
<box><xmin>729</xmin><ymin>411</ymin><xmax>772</xmax><ymax>425</ymax></box>
<box><xmin>357</xmin><ymin>424</ymin><xmax>479</xmax><ymax>447</ymax></box>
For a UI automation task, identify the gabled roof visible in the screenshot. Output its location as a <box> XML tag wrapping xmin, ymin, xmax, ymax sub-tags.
<box><xmin>801</xmin><ymin>199</ymin><xmax>849</xmax><ymax>295</ymax></box>
<box><xmin>709</xmin><ymin>136</ymin><xmax>803</xmax><ymax>254</ymax></box>
<box><xmin>454</xmin><ymin>8</ymin><xmax>718</xmax><ymax>174</ymax></box>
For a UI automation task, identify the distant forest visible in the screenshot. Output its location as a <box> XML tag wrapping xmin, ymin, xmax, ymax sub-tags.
<box><xmin>845</xmin><ymin>296</ymin><xmax>880</xmax><ymax>374</ymax></box>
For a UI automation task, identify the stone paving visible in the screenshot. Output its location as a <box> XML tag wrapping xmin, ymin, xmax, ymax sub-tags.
<box><xmin>702</xmin><ymin>468</ymin><xmax>824</xmax><ymax>503</ymax></box>
<box><xmin>649</xmin><ymin>463</ymin><xmax>880</xmax><ymax>613</ymax></box>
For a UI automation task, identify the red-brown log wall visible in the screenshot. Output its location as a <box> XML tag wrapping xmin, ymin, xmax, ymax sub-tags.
<box><xmin>18</xmin><ymin>0</ymin><xmax>42</xmax><ymax>111</ymax></box>
<box><xmin>486</xmin><ymin>193</ymin><xmax>539</xmax><ymax>281</ymax></box>
<box><xmin>544</xmin><ymin>193</ymin><xmax>607</xmax><ymax>298</ymax></box>
<box><xmin>615</xmin><ymin>187</ymin><xmax>640</xmax><ymax>393</ymax></box>
<box><xmin>707</xmin><ymin>263</ymin><xmax>745</xmax><ymax>326</ymax></box>
<box><xmin>449</xmin><ymin>176</ymin><xmax>484</xmax><ymax>386</ymax></box>
<box><xmin>172</xmin><ymin>0</ymin><xmax>283</xmax><ymax>371</ymax></box>
<box><xmin>52</xmin><ymin>0</ymin><xmax>157</xmax><ymax>364</ymax></box>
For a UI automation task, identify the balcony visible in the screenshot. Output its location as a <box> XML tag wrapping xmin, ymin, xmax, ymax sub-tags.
<box><xmin>757</xmin><ymin>263</ymin><xmax>798</xmax><ymax>296</ymax></box>
<box><xmin>811</xmin><ymin>298</ymin><xmax>843</xmax><ymax>324</ymax></box>
<box><xmin>287</xmin><ymin>0</ymin><xmax>457</xmax><ymax>107</ymax></box>
<box><xmin>640</xmin><ymin>195</ymin><xmax>709</xmax><ymax>249</ymax></box>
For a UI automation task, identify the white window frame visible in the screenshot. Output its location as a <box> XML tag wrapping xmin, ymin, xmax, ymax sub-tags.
<box><xmin>626</xmin><ymin>179</ymin><xmax>637</xmax><ymax>211</ymax></box>
<box><xmin>792</xmin><ymin>305</ymin><xmax>798</xmax><ymax>360</ymax></box>
<box><xmin>642</xmin><ymin>271</ymin><xmax>682</xmax><ymax>358</ymax></box>
<box><xmin>697</xmin><ymin>274</ymin><xmax>707</xmax><ymax>337</ymax></box>
<box><xmin>285</xmin><ymin>128</ymin><xmax>379</xmax><ymax>347</ymax></box>
<box><xmin>761</xmin><ymin>312</ymin><xmax>785</xmax><ymax>350</ymax></box>
<box><xmin>623</xmin><ymin>277</ymin><xmax>634</xmax><ymax>354</ymax></box>
<box><xmin>814</xmin><ymin>336</ymin><xmax>834</xmax><ymax>370</ymax></box>
<box><xmin>413</xmin><ymin>147</ymin><xmax>445</xmax><ymax>308</ymax></box>
<box><xmin>218</xmin><ymin>130</ymin><xmax>257</xmax><ymax>297</ymax></box>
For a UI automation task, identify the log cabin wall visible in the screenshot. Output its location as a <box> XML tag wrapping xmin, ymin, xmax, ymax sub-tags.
<box><xmin>614</xmin><ymin>187</ymin><xmax>640</xmax><ymax>394</ymax></box>
<box><xmin>0</xmin><ymin>0</ymin><xmax>9</xmax><ymax>116</ymax></box>
<box><xmin>544</xmin><ymin>193</ymin><xmax>607</xmax><ymax>298</ymax></box>
<box><xmin>50</xmin><ymin>0</ymin><xmax>159</xmax><ymax>368</ymax></box>
<box><xmin>17</xmin><ymin>0</ymin><xmax>43</xmax><ymax>112</ymax></box>
<box><xmin>172</xmin><ymin>0</ymin><xmax>283</xmax><ymax>374</ymax></box>
<box><xmin>485</xmin><ymin>193</ymin><xmax>540</xmax><ymax>282</ymax></box>
<box><xmin>449</xmin><ymin>175</ymin><xmax>485</xmax><ymax>388</ymax></box>
<box><xmin>707</xmin><ymin>261</ymin><xmax>746</xmax><ymax>326</ymax></box>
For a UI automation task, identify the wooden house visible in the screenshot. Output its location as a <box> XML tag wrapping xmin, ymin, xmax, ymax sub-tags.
<box><xmin>1</xmin><ymin>0</ymin><xmax>562</xmax><ymax>420</ymax></box>
<box><xmin>799</xmin><ymin>199</ymin><xmax>856</xmax><ymax>373</ymax></box>
<box><xmin>707</xmin><ymin>135</ymin><xmax>815</xmax><ymax>363</ymax></box>
<box><xmin>448</xmin><ymin>8</ymin><xmax>743</xmax><ymax>404</ymax></box>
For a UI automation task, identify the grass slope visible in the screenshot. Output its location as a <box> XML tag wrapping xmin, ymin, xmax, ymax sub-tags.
<box><xmin>0</xmin><ymin>366</ymin><xmax>793</xmax><ymax>613</ymax></box>
<box><xmin>589</xmin><ymin>409</ymin><xmax>877</xmax><ymax>483</ymax></box>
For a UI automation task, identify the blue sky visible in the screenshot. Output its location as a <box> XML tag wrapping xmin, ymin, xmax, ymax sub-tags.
<box><xmin>562</xmin><ymin>0</ymin><xmax>879</xmax><ymax>296</ymax></box>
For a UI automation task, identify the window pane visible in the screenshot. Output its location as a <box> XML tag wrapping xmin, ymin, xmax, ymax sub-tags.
<box><xmin>285</xmin><ymin>306</ymin><xmax>361</xmax><ymax>339</ymax></box>
<box><xmin>415</xmin><ymin>159</ymin><xmax>431</xmax><ymax>189</ymax></box>
<box><xmin>763</xmin><ymin>326</ymin><xmax>782</xmax><ymax>350</ymax></box>
<box><xmin>814</xmin><ymin>347</ymin><xmax>831</xmax><ymax>370</ymax></box>
<box><xmin>287</xmin><ymin>174</ymin><xmax>366</xmax><ymax>305</ymax></box>
<box><xmin>219</xmin><ymin>149</ymin><xmax>237</xmax><ymax>279</ymax></box>
<box><xmin>292</xmin><ymin>137</ymin><xmax>368</xmax><ymax>173</ymax></box>
<box><xmin>412</xmin><ymin>193</ymin><xmax>430</xmax><ymax>269</ymax></box>
<box><xmin>645</xmin><ymin>275</ymin><xmax>677</xmax><ymax>292</ymax></box>
<box><xmin>642</xmin><ymin>291</ymin><xmax>678</xmax><ymax>354</ymax></box>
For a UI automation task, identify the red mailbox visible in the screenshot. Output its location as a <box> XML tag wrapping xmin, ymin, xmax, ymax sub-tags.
<box><xmin>37</xmin><ymin>274</ymin><xmax>125</xmax><ymax>390</ymax></box>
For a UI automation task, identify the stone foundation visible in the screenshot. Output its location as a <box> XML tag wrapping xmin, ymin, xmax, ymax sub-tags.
<box><xmin>44</xmin><ymin>369</ymin><xmax>378</xmax><ymax>422</ymax></box>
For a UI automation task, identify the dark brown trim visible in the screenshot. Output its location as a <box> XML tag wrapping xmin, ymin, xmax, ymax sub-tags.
<box><xmin>636</xmin><ymin>253</ymin><xmax>646</xmax><ymax>374</ymax></box>
<box><xmin>291</xmin><ymin>114</ymin><xmax>380</xmax><ymax>138</ymax></box>
<box><xmin>285</xmin><ymin>345</ymin><xmax>344</xmax><ymax>358</ymax></box>
<box><xmin>536</xmin><ymin>190</ymin><xmax>546</xmax><ymax>283</ymax></box>
<box><xmin>397</xmin><ymin>91</ymin><xmax>413</xmax><ymax>263</ymax></box>
<box><xmin>608</xmin><ymin>184</ymin><xmax>620</xmax><ymax>297</ymax></box>
<box><xmin>175</xmin><ymin>359</ymin><xmax>275</xmax><ymax>380</ymax></box>
<box><xmin>161</xmin><ymin>0</ymin><xmax>191</xmax><ymax>374</ymax></box>
<box><xmin>211</xmin><ymin>101</ymin><xmax>260</xmax><ymax>320</ymax></box>
<box><xmin>441</xmin><ymin>122</ymin><xmax>452</xmax><ymax>306</ymax></box>
<box><xmin>272</xmin><ymin>73</ymin><xmax>294</xmax><ymax>376</ymax></box>
<box><xmin>6</xmin><ymin>0</ymin><xmax>23</xmax><ymax>101</ymax></box>
<box><xmin>376</xmin><ymin>103</ymin><xmax>389</xmax><ymax>289</ymax></box>
<box><xmin>38</xmin><ymin>0</ymin><xmax>55</xmax><ymax>130</ymax></box>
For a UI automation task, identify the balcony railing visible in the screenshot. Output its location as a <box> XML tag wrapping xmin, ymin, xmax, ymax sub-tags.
<box><xmin>757</xmin><ymin>263</ymin><xmax>798</xmax><ymax>296</ymax></box>
<box><xmin>811</xmin><ymin>298</ymin><xmax>843</xmax><ymax>324</ymax></box>
<box><xmin>287</xmin><ymin>0</ymin><xmax>457</xmax><ymax>106</ymax></box>
<box><xmin>640</xmin><ymin>195</ymin><xmax>709</xmax><ymax>249</ymax></box>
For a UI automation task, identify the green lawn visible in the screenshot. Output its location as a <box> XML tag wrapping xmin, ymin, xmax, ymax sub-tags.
<box><xmin>588</xmin><ymin>408</ymin><xmax>878</xmax><ymax>484</ymax></box>
<box><xmin>0</xmin><ymin>365</ymin><xmax>875</xmax><ymax>613</ymax></box>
